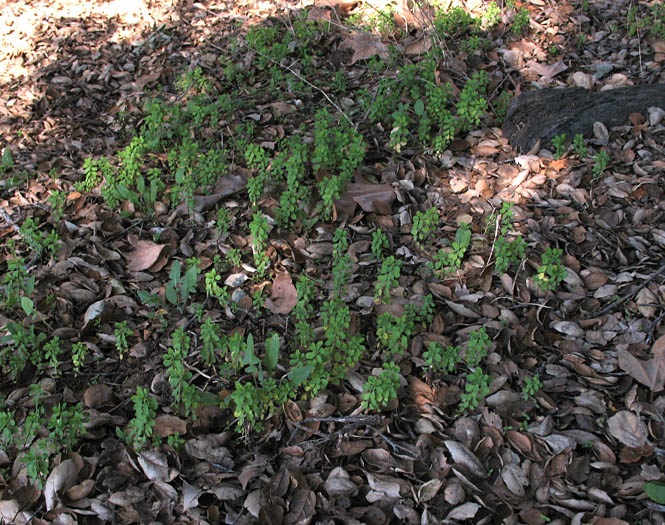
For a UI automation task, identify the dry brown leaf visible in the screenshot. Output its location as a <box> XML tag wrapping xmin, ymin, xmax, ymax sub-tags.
<box><xmin>607</xmin><ymin>411</ymin><xmax>647</xmax><ymax>448</ymax></box>
<box><xmin>44</xmin><ymin>459</ymin><xmax>79</xmax><ymax>511</ymax></box>
<box><xmin>617</xmin><ymin>349</ymin><xmax>665</xmax><ymax>392</ymax></box>
<box><xmin>123</xmin><ymin>235</ymin><xmax>165</xmax><ymax>272</ymax></box>
<box><xmin>338</xmin><ymin>31</ymin><xmax>389</xmax><ymax>64</ymax></box>
<box><xmin>264</xmin><ymin>272</ymin><xmax>298</xmax><ymax>315</ymax></box>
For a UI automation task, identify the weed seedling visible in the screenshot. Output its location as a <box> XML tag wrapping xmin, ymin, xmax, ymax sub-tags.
<box><xmin>592</xmin><ymin>150</ymin><xmax>610</xmax><ymax>178</ymax></box>
<box><xmin>534</xmin><ymin>247</ymin><xmax>567</xmax><ymax>291</ymax></box>
<box><xmin>551</xmin><ymin>134</ymin><xmax>567</xmax><ymax>159</ymax></box>
<box><xmin>512</xmin><ymin>8</ymin><xmax>530</xmax><ymax>34</ymax></box>
<box><xmin>412</xmin><ymin>207</ymin><xmax>439</xmax><ymax>247</ymax></box>
<box><xmin>375</xmin><ymin>256</ymin><xmax>402</xmax><ymax>303</ymax></box>
<box><xmin>572</xmin><ymin>133</ymin><xmax>587</xmax><ymax>156</ymax></box>
<box><xmin>522</xmin><ymin>374</ymin><xmax>543</xmax><ymax>400</ymax></box>
<box><xmin>361</xmin><ymin>362</ymin><xmax>400</xmax><ymax>410</ymax></box>
<box><xmin>118</xmin><ymin>386</ymin><xmax>158</xmax><ymax>450</ymax></box>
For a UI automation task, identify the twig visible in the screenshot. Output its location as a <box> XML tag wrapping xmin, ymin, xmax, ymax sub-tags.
<box><xmin>584</xmin><ymin>263</ymin><xmax>665</xmax><ymax>320</ymax></box>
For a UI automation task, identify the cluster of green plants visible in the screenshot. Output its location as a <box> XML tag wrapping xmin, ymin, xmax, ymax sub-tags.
<box><xmin>627</xmin><ymin>3</ymin><xmax>665</xmax><ymax>39</ymax></box>
<box><xmin>0</xmin><ymin>385</ymin><xmax>86</xmax><ymax>488</ymax></box>
<box><xmin>485</xmin><ymin>202</ymin><xmax>527</xmax><ymax>275</ymax></box>
<box><xmin>430</xmin><ymin>222</ymin><xmax>472</xmax><ymax>275</ymax></box>
<box><xmin>422</xmin><ymin>327</ymin><xmax>492</xmax><ymax>412</ymax></box>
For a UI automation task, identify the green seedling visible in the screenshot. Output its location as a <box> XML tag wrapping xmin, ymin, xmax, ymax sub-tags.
<box><xmin>412</xmin><ymin>207</ymin><xmax>439</xmax><ymax>247</ymax></box>
<box><xmin>114</xmin><ymin>321</ymin><xmax>132</xmax><ymax>360</ymax></box>
<box><xmin>522</xmin><ymin>374</ymin><xmax>543</xmax><ymax>400</ymax></box>
<box><xmin>361</xmin><ymin>362</ymin><xmax>401</xmax><ymax>411</ymax></box>
<box><xmin>375</xmin><ymin>256</ymin><xmax>401</xmax><ymax>303</ymax></box>
<box><xmin>534</xmin><ymin>247</ymin><xmax>567</xmax><ymax>291</ymax></box>
<box><xmin>423</xmin><ymin>342</ymin><xmax>460</xmax><ymax>373</ymax></box>
<box><xmin>117</xmin><ymin>386</ymin><xmax>158</xmax><ymax>450</ymax></box>
<box><xmin>572</xmin><ymin>133</ymin><xmax>587</xmax><ymax>156</ymax></box>
<box><xmin>432</xmin><ymin>222</ymin><xmax>471</xmax><ymax>274</ymax></box>
<box><xmin>512</xmin><ymin>7</ymin><xmax>530</xmax><ymax>34</ymax></box>
<box><xmin>551</xmin><ymin>133</ymin><xmax>567</xmax><ymax>159</ymax></box>
<box><xmin>592</xmin><ymin>150</ymin><xmax>610</xmax><ymax>178</ymax></box>
<box><xmin>371</xmin><ymin>229</ymin><xmax>389</xmax><ymax>259</ymax></box>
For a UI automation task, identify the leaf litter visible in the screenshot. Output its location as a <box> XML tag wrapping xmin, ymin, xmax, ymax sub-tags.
<box><xmin>0</xmin><ymin>0</ymin><xmax>664</xmax><ymax>523</ymax></box>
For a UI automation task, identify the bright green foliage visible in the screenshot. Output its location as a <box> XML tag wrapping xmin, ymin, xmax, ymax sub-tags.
<box><xmin>48</xmin><ymin>189</ymin><xmax>66</xmax><ymax>221</ymax></box>
<box><xmin>118</xmin><ymin>386</ymin><xmax>158</xmax><ymax>450</ymax></box>
<box><xmin>534</xmin><ymin>247</ymin><xmax>567</xmax><ymax>291</ymax></box>
<box><xmin>432</xmin><ymin>222</ymin><xmax>471</xmax><ymax>274</ymax></box>
<box><xmin>22</xmin><ymin>439</ymin><xmax>50</xmax><ymax>489</ymax></box>
<box><xmin>460</xmin><ymin>367</ymin><xmax>491</xmax><ymax>413</ymax></box>
<box><xmin>551</xmin><ymin>134</ymin><xmax>567</xmax><ymax>159</ymax></box>
<box><xmin>390</xmin><ymin>103</ymin><xmax>410</xmax><ymax>153</ymax></box>
<box><xmin>423</xmin><ymin>342</ymin><xmax>460</xmax><ymax>373</ymax></box>
<box><xmin>273</xmin><ymin>137</ymin><xmax>310</xmax><ymax>226</ymax></box>
<box><xmin>229</xmin><ymin>382</ymin><xmax>264</xmax><ymax>432</ymax></box>
<box><xmin>461</xmin><ymin>35</ymin><xmax>490</xmax><ymax>53</ymax></box>
<box><xmin>114</xmin><ymin>321</ymin><xmax>132</xmax><ymax>360</ymax></box>
<box><xmin>495</xmin><ymin>234</ymin><xmax>526</xmax><ymax>274</ymax></box>
<box><xmin>165</xmin><ymin>259</ymin><xmax>200</xmax><ymax>308</ymax></box>
<box><xmin>48</xmin><ymin>402</ymin><xmax>86</xmax><ymax>453</ymax></box>
<box><xmin>434</xmin><ymin>6</ymin><xmax>478</xmax><ymax>38</ymax></box>
<box><xmin>19</xmin><ymin>217</ymin><xmax>59</xmax><ymax>259</ymax></box>
<box><xmin>456</xmin><ymin>71</ymin><xmax>488</xmax><ymax>132</ymax></box>
<box><xmin>361</xmin><ymin>362</ymin><xmax>401</xmax><ymax>410</ymax></box>
<box><xmin>375</xmin><ymin>256</ymin><xmax>402</xmax><ymax>303</ymax></box>
<box><xmin>200</xmin><ymin>318</ymin><xmax>222</xmax><ymax>367</ymax></box>
<box><xmin>371</xmin><ymin>229</ymin><xmax>389</xmax><ymax>259</ymax></box>
<box><xmin>572</xmin><ymin>133</ymin><xmax>587</xmax><ymax>156</ymax></box>
<box><xmin>512</xmin><ymin>7</ymin><xmax>530</xmax><ymax>34</ymax></box>
<box><xmin>313</xmin><ymin>108</ymin><xmax>366</xmax><ymax>217</ymax></box>
<box><xmin>644</xmin><ymin>482</ymin><xmax>665</xmax><ymax>505</ymax></box>
<box><xmin>205</xmin><ymin>268</ymin><xmax>229</xmax><ymax>307</ymax></box>
<box><xmin>481</xmin><ymin>2</ymin><xmax>502</xmax><ymax>29</ymax></box>
<box><xmin>464</xmin><ymin>327</ymin><xmax>490</xmax><ymax>368</ymax></box>
<box><xmin>77</xmin><ymin>157</ymin><xmax>112</xmax><ymax>192</ymax></box>
<box><xmin>43</xmin><ymin>336</ymin><xmax>62</xmax><ymax>376</ymax></box>
<box><xmin>412</xmin><ymin>207</ymin><xmax>439</xmax><ymax>247</ymax></box>
<box><xmin>376</xmin><ymin>312</ymin><xmax>411</xmax><ymax>355</ymax></box>
<box><xmin>487</xmin><ymin>202</ymin><xmax>526</xmax><ymax>274</ymax></box>
<box><xmin>522</xmin><ymin>374</ymin><xmax>543</xmax><ymax>400</ymax></box>
<box><xmin>249</xmin><ymin>212</ymin><xmax>271</xmax><ymax>276</ymax></box>
<box><xmin>592</xmin><ymin>150</ymin><xmax>610</xmax><ymax>178</ymax></box>
<box><xmin>0</xmin><ymin>321</ymin><xmax>46</xmax><ymax>381</ymax></box>
<box><xmin>1</xmin><ymin>249</ymin><xmax>34</xmax><ymax>309</ymax></box>
<box><xmin>72</xmin><ymin>342</ymin><xmax>87</xmax><ymax>373</ymax></box>
<box><xmin>163</xmin><ymin>328</ymin><xmax>199</xmax><ymax>418</ymax></box>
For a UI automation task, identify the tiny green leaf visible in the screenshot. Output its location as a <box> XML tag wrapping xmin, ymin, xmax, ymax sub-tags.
<box><xmin>414</xmin><ymin>99</ymin><xmax>425</xmax><ymax>116</ymax></box>
<box><xmin>645</xmin><ymin>482</ymin><xmax>665</xmax><ymax>504</ymax></box>
<box><xmin>264</xmin><ymin>333</ymin><xmax>280</xmax><ymax>374</ymax></box>
<box><xmin>21</xmin><ymin>297</ymin><xmax>34</xmax><ymax>316</ymax></box>
<box><xmin>289</xmin><ymin>364</ymin><xmax>314</xmax><ymax>387</ymax></box>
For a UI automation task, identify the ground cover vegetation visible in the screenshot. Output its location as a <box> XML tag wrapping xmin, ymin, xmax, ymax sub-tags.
<box><xmin>0</xmin><ymin>0</ymin><xmax>665</xmax><ymax>522</ymax></box>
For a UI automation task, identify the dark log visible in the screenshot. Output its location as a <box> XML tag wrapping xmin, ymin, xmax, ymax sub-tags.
<box><xmin>501</xmin><ymin>84</ymin><xmax>665</xmax><ymax>153</ymax></box>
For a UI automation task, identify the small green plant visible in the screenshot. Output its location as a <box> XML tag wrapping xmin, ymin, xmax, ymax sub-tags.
<box><xmin>464</xmin><ymin>327</ymin><xmax>490</xmax><ymax>368</ymax></box>
<box><xmin>375</xmin><ymin>256</ymin><xmax>402</xmax><ymax>303</ymax></box>
<box><xmin>361</xmin><ymin>362</ymin><xmax>401</xmax><ymax>411</ymax></box>
<box><xmin>576</xmin><ymin>33</ymin><xmax>586</xmax><ymax>48</ymax></box>
<box><xmin>644</xmin><ymin>482</ymin><xmax>665</xmax><ymax>505</ymax></box>
<box><xmin>423</xmin><ymin>342</ymin><xmax>460</xmax><ymax>373</ymax></box>
<box><xmin>114</xmin><ymin>321</ymin><xmax>132</xmax><ymax>360</ymax></box>
<box><xmin>412</xmin><ymin>207</ymin><xmax>439</xmax><ymax>247</ymax></box>
<box><xmin>48</xmin><ymin>189</ymin><xmax>67</xmax><ymax>221</ymax></box>
<box><xmin>165</xmin><ymin>259</ymin><xmax>200</xmax><ymax>309</ymax></box>
<box><xmin>71</xmin><ymin>342</ymin><xmax>87</xmax><ymax>374</ymax></box>
<box><xmin>200</xmin><ymin>317</ymin><xmax>222</xmax><ymax>367</ymax></box>
<box><xmin>487</xmin><ymin>202</ymin><xmax>526</xmax><ymax>274</ymax></box>
<box><xmin>216</xmin><ymin>208</ymin><xmax>232</xmax><ymax>237</ymax></box>
<box><xmin>432</xmin><ymin>222</ymin><xmax>471</xmax><ymax>274</ymax></box>
<box><xmin>371</xmin><ymin>229</ymin><xmax>389</xmax><ymax>259</ymax></box>
<box><xmin>459</xmin><ymin>367</ymin><xmax>491</xmax><ymax>413</ymax></box>
<box><xmin>390</xmin><ymin>103</ymin><xmax>410</xmax><ymax>153</ymax></box>
<box><xmin>456</xmin><ymin>71</ymin><xmax>488</xmax><ymax>132</ymax></box>
<box><xmin>481</xmin><ymin>1</ymin><xmax>501</xmax><ymax>29</ymax></box>
<box><xmin>522</xmin><ymin>374</ymin><xmax>543</xmax><ymax>400</ymax></box>
<box><xmin>592</xmin><ymin>149</ymin><xmax>610</xmax><ymax>178</ymax></box>
<box><xmin>548</xmin><ymin>45</ymin><xmax>560</xmax><ymax>56</ymax></box>
<box><xmin>512</xmin><ymin>7</ymin><xmax>530</xmax><ymax>34</ymax></box>
<box><xmin>163</xmin><ymin>328</ymin><xmax>199</xmax><ymax>419</ymax></box>
<box><xmin>571</xmin><ymin>133</ymin><xmax>587</xmax><ymax>156</ymax></box>
<box><xmin>627</xmin><ymin>6</ymin><xmax>649</xmax><ymax>37</ymax></box>
<box><xmin>118</xmin><ymin>386</ymin><xmax>158</xmax><ymax>450</ymax></box>
<box><xmin>534</xmin><ymin>247</ymin><xmax>567</xmax><ymax>291</ymax></box>
<box><xmin>551</xmin><ymin>134</ymin><xmax>567</xmax><ymax>159</ymax></box>
<box><xmin>205</xmin><ymin>268</ymin><xmax>229</xmax><ymax>308</ymax></box>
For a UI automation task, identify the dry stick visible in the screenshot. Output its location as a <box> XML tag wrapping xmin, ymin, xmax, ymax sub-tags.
<box><xmin>584</xmin><ymin>263</ymin><xmax>665</xmax><ymax>320</ymax></box>
<box><xmin>249</xmin><ymin>45</ymin><xmax>355</xmax><ymax>128</ymax></box>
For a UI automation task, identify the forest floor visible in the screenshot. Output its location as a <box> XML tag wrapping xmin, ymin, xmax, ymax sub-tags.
<box><xmin>1</xmin><ymin>0</ymin><xmax>665</xmax><ymax>523</ymax></box>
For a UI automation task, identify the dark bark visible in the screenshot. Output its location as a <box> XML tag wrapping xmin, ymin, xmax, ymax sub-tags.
<box><xmin>501</xmin><ymin>84</ymin><xmax>665</xmax><ymax>153</ymax></box>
